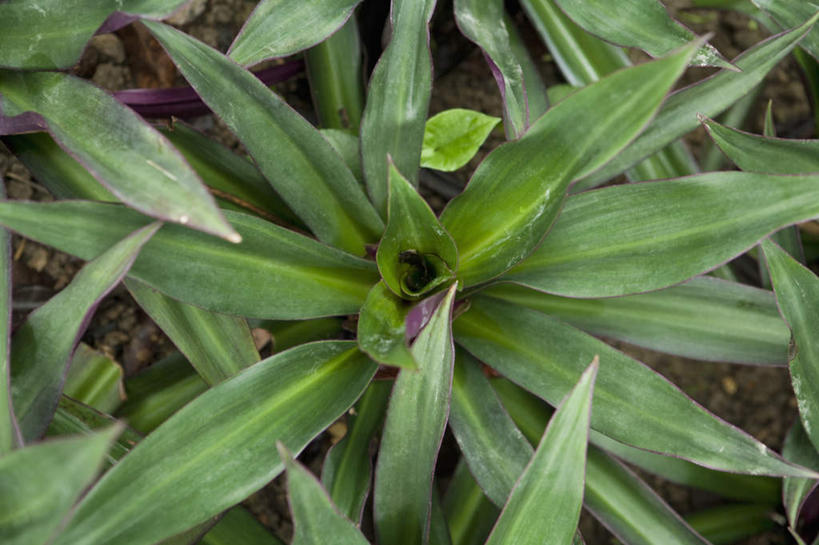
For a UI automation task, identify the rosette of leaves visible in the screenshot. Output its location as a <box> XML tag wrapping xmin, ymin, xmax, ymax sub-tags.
<box><xmin>2</xmin><ymin>1</ymin><xmax>819</xmax><ymax>544</ymax></box>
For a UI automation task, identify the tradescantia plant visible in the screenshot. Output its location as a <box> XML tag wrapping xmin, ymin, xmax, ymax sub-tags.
<box><xmin>4</xmin><ymin>0</ymin><xmax>819</xmax><ymax>544</ymax></box>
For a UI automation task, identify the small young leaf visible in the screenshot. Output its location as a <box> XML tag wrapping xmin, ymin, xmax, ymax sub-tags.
<box><xmin>374</xmin><ymin>285</ymin><xmax>457</xmax><ymax>545</ymax></box>
<box><xmin>63</xmin><ymin>344</ymin><xmax>124</xmax><ymax>414</ymax></box>
<box><xmin>484</xmin><ymin>360</ymin><xmax>597</xmax><ymax>545</ymax></box>
<box><xmin>420</xmin><ymin>109</ymin><xmax>500</xmax><ymax>171</ymax></box>
<box><xmin>377</xmin><ymin>163</ymin><xmax>458</xmax><ymax>299</ymax></box>
<box><xmin>11</xmin><ymin>222</ymin><xmax>160</xmax><ymax>441</ymax></box>
<box><xmin>280</xmin><ymin>444</ymin><xmax>369</xmax><ymax>545</ymax></box>
<box><xmin>357</xmin><ymin>282</ymin><xmax>417</xmax><ymax>369</ymax></box>
<box><xmin>0</xmin><ymin>427</ymin><xmax>120</xmax><ymax>545</ymax></box>
<box><xmin>783</xmin><ymin>421</ymin><xmax>819</xmax><ymax>529</ymax></box>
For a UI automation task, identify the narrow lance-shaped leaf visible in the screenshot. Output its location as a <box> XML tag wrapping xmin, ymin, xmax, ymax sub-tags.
<box><xmin>360</xmin><ymin>0</ymin><xmax>436</xmax><ymax>216</ymax></box>
<box><xmin>455</xmin><ymin>296</ymin><xmax>815</xmax><ymax>477</ymax></box>
<box><xmin>575</xmin><ymin>14</ymin><xmax>819</xmax><ymax>190</ymax></box>
<box><xmin>505</xmin><ymin>13</ymin><xmax>550</xmax><ymax>120</ymax></box>
<box><xmin>553</xmin><ymin>0</ymin><xmax>733</xmax><ymax>68</ymax></box>
<box><xmin>374</xmin><ymin>285</ymin><xmax>457</xmax><ymax>545</ymax></box>
<box><xmin>752</xmin><ymin>0</ymin><xmax>819</xmax><ymax>61</ymax></box>
<box><xmin>440</xmin><ymin>42</ymin><xmax>697</xmax><ymax>288</ymax></box>
<box><xmin>144</xmin><ymin>21</ymin><xmax>383</xmax><ymax>256</ymax></box>
<box><xmin>322</xmin><ymin>380</ymin><xmax>392</xmax><ymax>523</ymax></box>
<box><xmin>280</xmin><ymin>444</ymin><xmax>370</xmax><ymax>545</ymax></box>
<box><xmin>53</xmin><ymin>342</ymin><xmax>377</xmax><ymax>545</ymax></box>
<box><xmin>454</xmin><ymin>0</ymin><xmax>530</xmax><ymax>138</ymax></box>
<box><xmin>0</xmin><ymin>427</ymin><xmax>120</xmax><ymax>545</ymax></box>
<box><xmin>0</xmin><ymin>71</ymin><xmax>238</xmax><ymax>242</ymax></box>
<box><xmin>685</xmin><ymin>504</ymin><xmax>777</xmax><ymax>545</ymax></box>
<box><xmin>762</xmin><ymin>239</ymin><xmax>819</xmax><ymax>451</ymax></box>
<box><xmin>0</xmin><ymin>201</ymin><xmax>379</xmax><ymax>319</ymax></box>
<box><xmin>200</xmin><ymin>507</ymin><xmax>285</xmax><ymax>545</ymax></box>
<box><xmin>0</xmin><ymin>0</ymin><xmax>189</xmax><ymax>69</ymax></box>
<box><xmin>483</xmin><ymin>277</ymin><xmax>789</xmax><ymax>365</ymax></box>
<box><xmin>420</xmin><ymin>109</ymin><xmax>500</xmax><ymax>171</ymax></box>
<box><xmin>0</xmin><ymin>181</ymin><xmax>15</xmax><ymax>454</ymax></box>
<box><xmin>783</xmin><ymin>421</ymin><xmax>819</xmax><ymax>530</ymax></box>
<box><xmin>357</xmin><ymin>282</ymin><xmax>417</xmax><ymax>369</ymax></box>
<box><xmin>62</xmin><ymin>344</ymin><xmax>124</xmax><ymax>414</ymax></box>
<box><xmin>11</xmin><ymin>222</ymin><xmax>160</xmax><ymax>441</ymax></box>
<box><xmin>442</xmin><ymin>460</ymin><xmax>499</xmax><ymax>545</ymax></box>
<box><xmin>229</xmin><ymin>0</ymin><xmax>361</xmax><ymax>66</ymax></box>
<box><xmin>377</xmin><ymin>162</ymin><xmax>458</xmax><ymax>299</ymax></box>
<box><xmin>127</xmin><ymin>279</ymin><xmax>260</xmax><ymax>386</ymax></box>
<box><xmin>485</xmin><ymin>360</ymin><xmax>597</xmax><ymax>545</ymax></box>
<box><xmin>506</xmin><ymin>172</ymin><xmax>819</xmax><ymax>298</ymax></box>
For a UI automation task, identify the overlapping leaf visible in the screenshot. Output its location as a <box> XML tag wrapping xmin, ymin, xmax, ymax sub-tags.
<box><xmin>357</xmin><ymin>282</ymin><xmax>417</xmax><ymax>369</ymax></box>
<box><xmin>200</xmin><ymin>507</ymin><xmax>284</xmax><ymax>545</ymax></box>
<box><xmin>62</xmin><ymin>344</ymin><xmax>124</xmax><ymax>414</ymax></box>
<box><xmin>783</xmin><ymin>421</ymin><xmax>819</xmax><ymax>530</ymax></box>
<box><xmin>53</xmin><ymin>342</ymin><xmax>377</xmax><ymax>545</ymax></box>
<box><xmin>440</xmin><ymin>42</ymin><xmax>697</xmax><ymax>287</ymax></box>
<box><xmin>752</xmin><ymin>0</ymin><xmax>819</xmax><ymax>61</ymax></box>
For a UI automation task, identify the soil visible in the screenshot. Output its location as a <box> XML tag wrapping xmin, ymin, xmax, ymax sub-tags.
<box><xmin>0</xmin><ymin>1</ymin><xmax>814</xmax><ymax>544</ymax></box>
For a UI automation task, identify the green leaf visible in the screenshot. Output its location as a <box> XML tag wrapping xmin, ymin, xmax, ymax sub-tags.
<box><xmin>703</xmin><ymin>116</ymin><xmax>819</xmax><ymax>173</ymax></box>
<box><xmin>442</xmin><ymin>460</ymin><xmax>499</xmax><ymax>545</ymax></box>
<box><xmin>420</xmin><ymin>109</ymin><xmax>500</xmax><ymax>171</ymax></box>
<box><xmin>762</xmin><ymin>239</ymin><xmax>819</xmax><ymax>451</ymax></box>
<box><xmin>374</xmin><ymin>285</ymin><xmax>457</xmax><ymax>545</ymax></box>
<box><xmin>377</xmin><ymin>163</ymin><xmax>458</xmax><ymax>299</ymax></box>
<box><xmin>507</xmin><ymin>172</ymin><xmax>819</xmax><ymax>298</ymax></box>
<box><xmin>144</xmin><ymin>21</ymin><xmax>383</xmax><ymax>256</ymax></box>
<box><xmin>264</xmin><ymin>318</ymin><xmax>345</xmax><ymax>354</ymax></box>
<box><xmin>54</xmin><ymin>342</ymin><xmax>377</xmax><ymax>545</ymax></box>
<box><xmin>454</xmin><ymin>0</ymin><xmax>529</xmax><ymax>138</ymax></box>
<box><xmin>505</xmin><ymin>13</ymin><xmax>550</xmax><ymax>121</ymax></box>
<box><xmin>485</xmin><ymin>360</ymin><xmax>597</xmax><ymax>545</ymax></box>
<box><xmin>63</xmin><ymin>344</ymin><xmax>124</xmax><ymax>414</ymax></box>
<box><xmin>228</xmin><ymin>0</ymin><xmax>361</xmax><ymax>66</ymax></box>
<box><xmin>440</xmin><ymin>43</ymin><xmax>697</xmax><ymax>287</ymax></box>
<box><xmin>357</xmin><ymin>282</ymin><xmax>417</xmax><ymax>369</ymax></box>
<box><xmin>783</xmin><ymin>421</ymin><xmax>819</xmax><ymax>529</ymax></box>
<box><xmin>685</xmin><ymin>504</ymin><xmax>777</xmax><ymax>545</ymax></box>
<box><xmin>322</xmin><ymin>380</ymin><xmax>391</xmax><ymax>522</ymax></box>
<box><xmin>11</xmin><ymin>222</ymin><xmax>160</xmax><ymax>441</ymax></box>
<box><xmin>321</xmin><ymin>130</ymin><xmax>364</xmax><ymax>184</ymax></box>
<box><xmin>575</xmin><ymin>13</ymin><xmax>819</xmax><ymax>189</ymax></box>
<box><xmin>0</xmin><ymin>71</ymin><xmax>238</xmax><ymax>242</ymax></box>
<box><xmin>429</xmin><ymin>491</ymin><xmax>454</xmax><ymax>545</ymax></box>
<box><xmin>0</xmin><ymin>427</ymin><xmax>119</xmax><ymax>545</ymax></box>
<box><xmin>0</xmin><ymin>0</ymin><xmax>188</xmax><ymax>69</ymax></box>
<box><xmin>0</xmin><ymin>201</ymin><xmax>379</xmax><ymax>319</ymax></box>
<box><xmin>200</xmin><ymin>507</ymin><xmax>284</xmax><ymax>545</ymax></box>
<box><xmin>0</xmin><ymin>184</ymin><xmax>15</xmax><ymax>455</ymax></box>
<box><xmin>483</xmin><ymin>277</ymin><xmax>789</xmax><ymax>365</ymax></box>
<box><xmin>455</xmin><ymin>296</ymin><xmax>815</xmax><ymax>477</ymax></box>
<box><xmin>127</xmin><ymin>279</ymin><xmax>260</xmax><ymax>386</ymax></box>
<box><xmin>280</xmin><ymin>445</ymin><xmax>370</xmax><ymax>545</ymax></box>
<box><xmin>553</xmin><ymin>0</ymin><xmax>733</xmax><ymax>68</ymax></box>
<box><xmin>752</xmin><ymin>0</ymin><xmax>819</xmax><ymax>61</ymax></box>
<box><xmin>360</xmin><ymin>0</ymin><xmax>436</xmax><ymax>217</ymax></box>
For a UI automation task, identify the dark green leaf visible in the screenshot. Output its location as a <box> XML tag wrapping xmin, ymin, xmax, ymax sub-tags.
<box><xmin>685</xmin><ymin>504</ymin><xmax>777</xmax><ymax>545</ymax></box>
<box><xmin>505</xmin><ymin>13</ymin><xmax>550</xmax><ymax>121</ymax></box>
<box><xmin>63</xmin><ymin>344</ymin><xmax>124</xmax><ymax>414</ymax></box>
<box><xmin>360</xmin><ymin>0</ymin><xmax>436</xmax><ymax>216</ymax></box>
<box><xmin>11</xmin><ymin>222</ymin><xmax>159</xmax><ymax>441</ymax></box>
<box><xmin>374</xmin><ymin>285</ymin><xmax>456</xmax><ymax>545</ymax></box>
<box><xmin>440</xmin><ymin>43</ymin><xmax>697</xmax><ymax>287</ymax></box>
<box><xmin>145</xmin><ymin>21</ymin><xmax>383</xmax><ymax>255</ymax></box>
<box><xmin>200</xmin><ymin>507</ymin><xmax>284</xmax><ymax>545</ymax></box>
<box><xmin>442</xmin><ymin>460</ymin><xmax>499</xmax><ymax>545</ymax></box>
<box><xmin>783</xmin><ymin>421</ymin><xmax>819</xmax><ymax>529</ymax></box>
<box><xmin>321</xmin><ymin>130</ymin><xmax>364</xmax><ymax>184</ymax></box>
<box><xmin>377</xmin><ymin>163</ymin><xmax>457</xmax><ymax>299</ymax></box>
<box><xmin>0</xmin><ymin>183</ymin><xmax>15</xmax><ymax>454</ymax></box>
<box><xmin>357</xmin><ymin>282</ymin><xmax>417</xmax><ymax>369</ymax></box>
<box><xmin>54</xmin><ymin>342</ymin><xmax>377</xmax><ymax>545</ymax></box>
<box><xmin>229</xmin><ymin>0</ymin><xmax>362</xmax><ymax>66</ymax></box>
<box><xmin>420</xmin><ymin>109</ymin><xmax>500</xmax><ymax>171</ymax></box>
<box><xmin>0</xmin><ymin>71</ymin><xmax>238</xmax><ymax>241</ymax></box>
<box><xmin>264</xmin><ymin>318</ymin><xmax>345</xmax><ymax>354</ymax></box>
<box><xmin>752</xmin><ymin>0</ymin><xmax>819</xmax><ymax>61</ymax></box>
<box><xmin>507</xmin><ymin>172</ymin><xmax>819</xmax><ymax>298</ymax></box>
<box><xmin>0</xmin><ymin>201</ymin><xmax>379</xmax><ymax>319</ymax></box>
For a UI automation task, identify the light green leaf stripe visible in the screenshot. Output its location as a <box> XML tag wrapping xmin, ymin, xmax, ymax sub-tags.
<box><xmin>200</xmin><ymin>507</ymin><xmax>284</xmax><ymax>545</ymax></box>
<box><xmin>485</xmin><ymin>360</ymin><xmax>597</xmax><ymax>545</ymax></box>
<box><xmin>483</xmin><ymin>277</ymin><xmax>789</xmax><ymax>365</ymax></box>
<box><xmin>0</xmin><ymin>427</ymin><xmax>120</xmax><ymax>545</ymax></box>
<box><xmin>575</xmin><ymin>13</ymin><xmax>819</xmax><ymax>189</ymax></box>
<box><xmin>0</xmin><ymin>0</ymin><xmax>189</xmax><ymax>69</ymax></box>
<box><xmin>783</xmin><ymin>421</ymin><xmax>819</xmax><ymax>529</ymax></box>
<box><xmin>63</xmin><ymin>344</ymin><xmax>124</xmax><ymax>414</ymax></box>
<box><xmin>127</xmin><ymin>279</ymin><xmax>260</xmax><ymax>386</ymax></box>
<box><xmin>553</xmin><ymin>0</ymin><xmax>732</xmax><ymax>68</ymax></box>
<box><xmin>455</xmin><ymin>296</ymin><xmax>816</xmax><ymax>478</ymax></box>
<box><xmin>762</xmin><ymin>239</ymin><xmax>819</xmax><ymax>451</ymax></box>
<box><xmin>0</xmin><ymin>71</ymin><xmax>238</xmax><ymax>242</ymax></box>
<box><xmin>374</xmin><ymin>285</ymin><xmax>456</xmax><ymax>545</ymax></box>
<box><xmin>421</xmin><ymin>109</ymin><xmax>500</xmax><ymax>171</ymax></box>
<box><xmin>361</xmin><ymin>0</ymin><xmax>436</xmax><ymax>217</ymax></box>
<box><xmin>280</xmin><ymin>445</ymin><xmax>370</xmax><ymax>545</ymax></box>
<box><xmin>11</xmin><ymin>222</ymin><xmax>160</xmax><ymax>441</ymax></box>
<box><xmin>357</xmin><ymin>282</ymin><xmax>417</xmax><ymax>369</ymax></box>
<box><xmin>145</xmin><ymin>21</ymin><xmax>383</xmax><ymax>256</ymax></box>
<box><xmin>507</xmin><ymin>172</ymin><xmax>819</xmax><ymax>298</ymax></box>
<box><xmin>454</xmin><ymin>0</ymin><xmax>529</xmax><ymax>138</ymax></box>
<box><xmin>54</xmin><ymin>342</ymin><xmax>377</xmax><ymax>545</ymax></box>
<box><xmin>377</xmin><ymin>163</ymin><xmax>458</xmax><ymax>299</ymax></box>
<box><xmin>752</xmin><ymin>0</ymin><xmax>819</xmax><ymax>61</ymax></box>
<box><xmin>440</xmin><ymin>43</ymin><xmax>697</xmax><ymax>287</ymax></box>
<box><xmin>0</xmin><ymin>201</ymin><xmax>379</xmax><ymax>319</ymax></box>
<box><xmin>229</xmin><ymin>0</ymin><xmax>361</xmax><ymax>66</ymax></box>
